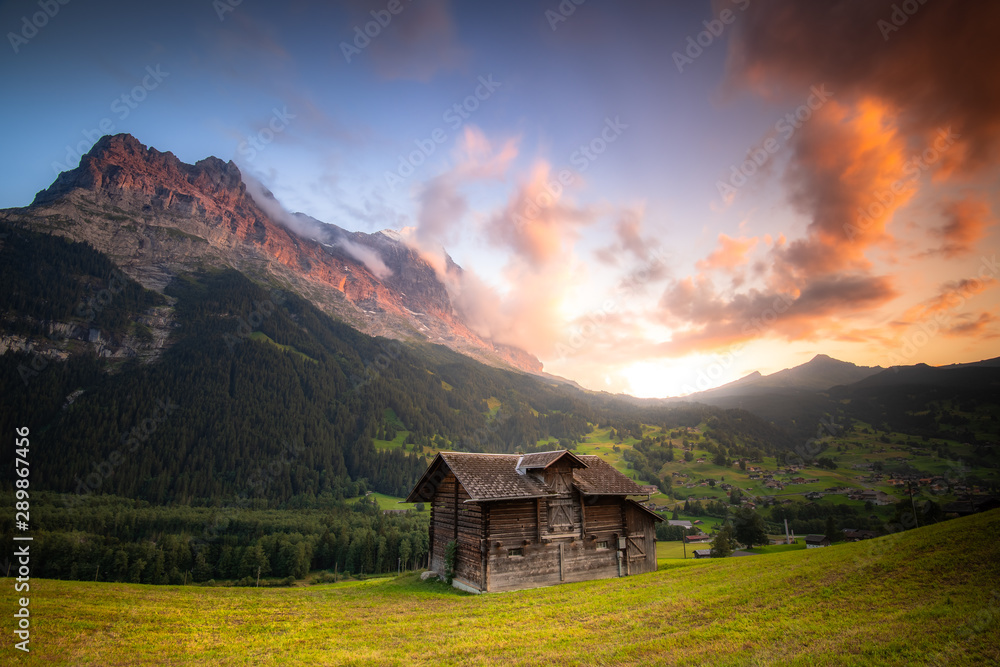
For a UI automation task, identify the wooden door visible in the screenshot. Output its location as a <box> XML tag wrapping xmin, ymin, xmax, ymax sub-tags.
<box><xmin>625</xmin><ymin>532</ymin><xmax>646</xmax><ymax>572</ymax></box>
<box><xmin>623</xmin><ymin>502</ymin><xmax>655</xmax><ymax>574</ymax></box>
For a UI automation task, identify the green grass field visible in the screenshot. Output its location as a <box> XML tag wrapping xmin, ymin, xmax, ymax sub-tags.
<box><xmin>3</xmin><ymin>510</ymin><xmax>997</xmax><ymax>665</ymax></box>
<box><xmin>347</xmin><ymin>491</ymin><xmax>408</xmax><ymax>511</ymax></box>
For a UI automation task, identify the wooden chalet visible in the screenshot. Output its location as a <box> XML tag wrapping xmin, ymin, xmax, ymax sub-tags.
<box><xmin>404</xmin><ymin>450</ymin><xmax>662</xmax><ymax>593</ymax></box>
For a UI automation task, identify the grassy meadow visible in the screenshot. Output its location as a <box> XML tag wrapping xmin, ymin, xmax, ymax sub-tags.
<box><xmin>3</xmin><ymin>510</ymin><xmax>997</xmax><ymax>665</ymax></box>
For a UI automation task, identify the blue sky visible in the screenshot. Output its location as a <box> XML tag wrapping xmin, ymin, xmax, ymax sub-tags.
<box><xmin>2</xmin><ymin>0</ymin><xmax>998</xmax><ymax>396</ymax></box>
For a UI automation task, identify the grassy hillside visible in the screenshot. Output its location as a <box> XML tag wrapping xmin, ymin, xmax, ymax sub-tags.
<box><xmin>4</xmin><ymin>510</ymin><xmax>997</xmax><ymax>665</ymax></box>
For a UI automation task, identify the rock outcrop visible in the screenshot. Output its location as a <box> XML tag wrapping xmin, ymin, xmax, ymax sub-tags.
<box><xmin>5</xmin><ymin>134</ymin><xmax>543</xmax><ymax>373</ymax></box>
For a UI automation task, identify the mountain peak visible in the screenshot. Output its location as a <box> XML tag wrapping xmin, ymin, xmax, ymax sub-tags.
<box><xmin>14</xmin><ymin>133</ymin><xmax>544</xmax><ymax>375</ymax></box>
<box><xmin>86</xmin><ymin>132</ymin><xmax>147</xmax><ymax>157</ymax></box>
<box><xmin>32</xmin><ymin>133</ymin><xmax>243</xmax><ymax>208</ymax></box>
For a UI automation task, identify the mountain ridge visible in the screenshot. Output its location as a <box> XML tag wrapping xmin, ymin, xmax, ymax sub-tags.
<box><xmin>681</xmin><ymin>353</ymin><xmax>884</xmax><ymax>401</ymax></box>
<box><xmin>3</xmin><ymin>133</ymin><xmax>542</xmax><ymax>374</ymax></box>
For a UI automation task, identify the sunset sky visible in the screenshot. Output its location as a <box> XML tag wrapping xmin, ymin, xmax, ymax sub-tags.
<box><xmin>1</xmin><ymin>0</ymin><xmax>998</xmax><ymax>397</ymax></box>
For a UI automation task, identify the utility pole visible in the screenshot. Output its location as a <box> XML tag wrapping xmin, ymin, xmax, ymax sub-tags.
<box><xmin>908</xmin><ymin>481</ymin><xmax>919</xmax><ymax>528</ymax></box>
<box><xmin>256</xmin><ymin>566</ymin><xmax>261</xmax><ymax>588</ymax></box>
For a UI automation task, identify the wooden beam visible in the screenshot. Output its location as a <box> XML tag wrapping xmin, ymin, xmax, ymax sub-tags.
<box><xmin>453</xmin><ymin>476</ymin><xmax>459</xmax><ymax>542</ymax></box>
<box><xmin>535</xmin><ymin>498</ymin><xmax>542</xmax><ymax>541</ymax></box>
<box><xmin>428</xmin><ymin>495</ymin><xmax>435</xmax><ymax>569</ymax></box>
<box><xmin>481</xmin><ymin>503</ymin><xmax>489</xmax><ymax>592</ymax></box>
<box><xmin>578</xmin><ymin>489</ymin><xmax>586</xmax><ymax>539</ymax></box>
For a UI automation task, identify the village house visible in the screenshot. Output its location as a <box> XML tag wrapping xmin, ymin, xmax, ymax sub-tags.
<box><xmin>806</xmin><ymin>534</ymin><xmax>831</xmax><ymax>548</ymax></box>
<box><xmin>404</xmin><ymin>450</ymin><xmax>661</xmax><ymax>593</ymax></box>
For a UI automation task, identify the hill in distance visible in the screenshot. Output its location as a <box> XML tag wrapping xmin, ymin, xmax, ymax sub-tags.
<box><xmin>685</xmin><ymin>353</ymin><xmax>884</xmax><ymax>400</ymax></box>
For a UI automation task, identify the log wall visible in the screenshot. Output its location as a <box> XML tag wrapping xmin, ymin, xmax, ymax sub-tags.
<box><xmin>428</xmin><ymin>471</ymin><xmax>484</xmax><ymax>587</ymax></box>
<box><xmin>427</xmin><ymin>466</ymin><xmax>658</xmax><ymax>592</ymax></box>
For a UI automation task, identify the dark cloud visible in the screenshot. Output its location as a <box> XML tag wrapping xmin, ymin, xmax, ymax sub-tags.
<box><xmin>725</xmin><ymin>0</ymin><xmax>1000</xmax><ymax>171</ymax></box>
<box><xmin>657</xmin><ymin>273</ymin><xmax>896</xmax><ymax>355</ymax></box>
<box><xmin>364</xmin><ymin>0</ymin><xmax>468</xmax><ymax>81</ymax></box>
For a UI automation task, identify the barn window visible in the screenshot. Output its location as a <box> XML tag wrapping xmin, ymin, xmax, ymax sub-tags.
<box><xmin>508</xmin><ymin>548</ymin><xmax>524</xmax><ymax>557</ymax></box>
<box><xmin>597</xmin><ymin>541</ymin><xmax>609</xmax><ymax>550</ymax></box>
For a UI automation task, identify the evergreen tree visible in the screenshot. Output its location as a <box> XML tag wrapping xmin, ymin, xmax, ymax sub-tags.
<box><xmin>732</xmin><ymin>507</ymin><xmax>768</xmax><ymax>548</ymax></box>
<box><xmin>824</xmin><ymin>516</ymin><xmax>838</xmax><ymax>543</ymax></box>
<box><xmin>711</xmin><ymin>523</ymin><xmax>735</xmax><ymax>558</ymax></box>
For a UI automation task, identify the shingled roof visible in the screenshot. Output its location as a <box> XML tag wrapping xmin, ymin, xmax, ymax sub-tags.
<box><xmin>516</xmin><ymin>450</ymin><xmax>587</xmax><ymax>472</ymax></box>
<box><xmin>573</xmin><ymin>455</ymin><xmax>648</xmax><ymax>496</ymax></box>
<box><xmin>404</xmin><ymin>450</ymin><xmax>649</xmax><ymax>503</ymax></box>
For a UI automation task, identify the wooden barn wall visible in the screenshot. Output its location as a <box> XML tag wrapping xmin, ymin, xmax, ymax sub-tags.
<box><xmin>483</xmin><ymin>495</ymin><xmax>641</xmax><ymax>593</ymax></box>
<box><xmin>485</xmin><ymin>536</ymin><xmax>620</xmax><ymax>592</ymax></box>
<box><xmin>428</xmin><ymin>471</ymin><xmax>484</xmax><ymax>587</ymax></box>
<box><xmin>485</xmin><ymin>499</ymin><xmax>539</xmax><ymax>544</ymax></box>
<box><xmin>428</xmin><ymin>472</ymin><xmax>659</xmax><ymax>592</ymax></box>
<box><xmin>583</xmin><ymin>497</ymin><xmax>624</xmax><ymax>537</ymax></box>
<box><xmin>624</xmin><ymin>502</ymin><xmax>658</xmax><ymax>575</ymax></box>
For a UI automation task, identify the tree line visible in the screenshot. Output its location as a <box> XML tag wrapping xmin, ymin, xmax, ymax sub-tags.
<box><xmin>0</xmin><ymin>493</ymin><xmax>429</xmax><ymax>585</ymax></box>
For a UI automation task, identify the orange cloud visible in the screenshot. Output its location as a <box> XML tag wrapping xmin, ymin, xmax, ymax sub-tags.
<box><xmin>927</xmin><ymin>196</ymin><xmax>995</xmax><ymax>259</ymax></box>
<box><xmin>697</xmin><ymin>233</ymin><xmax>759</xmax><ymax>271</ymax></box>
<box><xmin>725</xmin><ymin>0</ymin><xmax>1000</xmax><ymax>173</ymax></box>
<box><xmin>903</xmin><ymin>276</ymin><xmax>998</xmax><ymax>321</ymax></box>
<box><xmin>594</xmin><ymin>207</ymin><xmax>661</xmax><ymax>266</ymax></box>
<box><xmin>415</xmin><ymin>127</ymin><xmax>519</xmax><ymax>247</ymax></box>
<box><xmin>657</xmin><ymin>273</ymin><xmax>896</xmax><ymax>357</ymax></box>
<box><xmin>773</xmin><ymin>99</ymin><xmax>914</xmax><ymax>286</ymax></box>
<box><xmin>485</xmin><ymin>161</ymin><xmax>594</xmax><ymax>269</ymax></box>
<box><xmin>945</xmin><ymin>312</ymin><xmax>1000</xmax><ymax>338</ymax></box>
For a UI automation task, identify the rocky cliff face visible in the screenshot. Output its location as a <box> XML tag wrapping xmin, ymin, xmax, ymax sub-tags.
<box><xmin>5</xmin><ymin>134</ymin><xmax>542</xmax><ymax>373</ymax></box>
